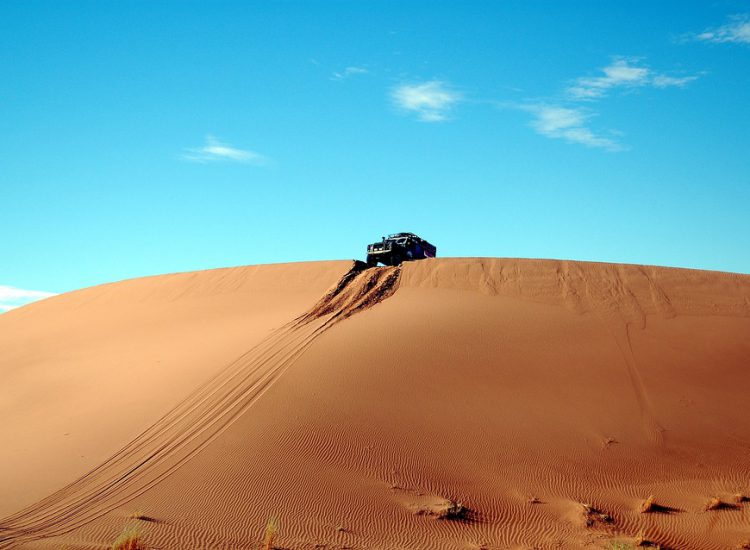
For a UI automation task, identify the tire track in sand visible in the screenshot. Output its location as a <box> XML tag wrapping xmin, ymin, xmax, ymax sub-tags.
<box><xmin>0</xmin><ymin>261</ymin><xmax>400</xmax><ymax>549</ymax></box>
<box><xmin>572</xmin><ymin>262</ymin><xmax>665</xmax><ymax>445</ymax></box>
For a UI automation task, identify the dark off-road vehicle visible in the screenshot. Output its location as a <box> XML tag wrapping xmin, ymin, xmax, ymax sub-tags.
<box><xmin>366</xmin><ymin>233</ymin><xmax>437</xmax><ymax>266</ymax></box>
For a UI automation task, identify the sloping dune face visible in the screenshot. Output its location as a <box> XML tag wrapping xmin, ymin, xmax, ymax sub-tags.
<box><xmin>0</xmin><ymin>262</ymin><xmax>351</xmax><ymax>516</ymax></box>
<box><xmin>2</xmin><ymin>258</ymin><xmax>750</xmax><ymax>550</ymax></box>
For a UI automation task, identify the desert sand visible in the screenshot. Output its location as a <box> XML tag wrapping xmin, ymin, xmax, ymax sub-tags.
<box><xmin>1</xmin><ymin>257</ymin><xmax>749</xmax><ymax>550</ymax></box>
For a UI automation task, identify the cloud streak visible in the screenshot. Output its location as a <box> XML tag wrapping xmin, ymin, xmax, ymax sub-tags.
<box><xmin>696</xmin><ymin>15</ymin><xmax>750</xmax><ymax>44</ymax></box>
<box><xmin>651</xmin><ymin>74</ymin><xmax>699</xmax><ymax>88</ymax></box>
<box><xmin>0</xmin><ymin>285</ymin><xmax>56</xmax><ymax>313</ymax></box>
<box><xmin>332</xmin><ymin>66</ymin><xmax>368</xmax><ymax>80</ymax></box>
<box><xmin>567</xmin><ymin>58</ymin><xmax>698</xmax><ymax>100</ymax></box>
<box><xmin>182</xmin><ymin>136</ymin><xmax>269</xmax><ymax>165</ymax></box>
<box><xmin>523</xmin><ymin>105</ymin><xmax>621</xmax><ymax>151</ymax></box>
<box><xmin>515</xmin><ymin>57</ymin><xmax>698</xmax><ymax>151</ymax></box>
<box><xmin>391</xmin><ymin>81</ymin><xmax>461</xmax><ymax>122</ymax></box>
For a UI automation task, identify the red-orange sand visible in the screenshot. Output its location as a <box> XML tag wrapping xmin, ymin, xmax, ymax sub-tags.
<box><xmin>1</xmin><ymin>258</ymin><xmax>749</xmax><ymax>550</ymax></box>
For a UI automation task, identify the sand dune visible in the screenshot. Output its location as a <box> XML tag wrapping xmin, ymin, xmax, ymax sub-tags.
<box><xmin>1</xmin><ymin>258</ymin><xmax>749</xmax><ymax>549</ymax></box>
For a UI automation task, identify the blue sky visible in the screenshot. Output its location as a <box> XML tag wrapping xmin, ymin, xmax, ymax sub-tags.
<box><xmin>2</xmin><ymin>1</ymin><xmax>749</xmax><ymax>310</ymax></box>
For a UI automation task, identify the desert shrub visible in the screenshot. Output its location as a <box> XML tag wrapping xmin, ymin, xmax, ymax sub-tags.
<box><xmin>112</xmin><ymin>526</ymin><xmax>145</xmax><ymax>550</ymax></box>
<box><xmin>640</xmin><ymin>495</ymin><xmax>656</xmax><ymax>513</ymax></box>
<box><xmin>581</xmin><ymin>503</ymin><xmax>613</xmax><ymax>526</ymax></box>
<box><xmin>264</xmin><ymin>517</ymin><xmax>279</xmax><ymax>550</ymax></box>
<box><xmin>434</xmin><ymin>500</ymin><xmax>468</xmax><ymax>520</ymax></box>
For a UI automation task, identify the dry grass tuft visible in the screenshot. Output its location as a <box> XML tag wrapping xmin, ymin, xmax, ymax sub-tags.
<box><xmin>112</xmin><ymin>526</ymin><xmax>145</xmax><ymax>550</ymax></box>
<box><xmin>263</xmin><ymin>517</ymin><xmax>279</xmax><ymax>550</ymax></box>
<box><xmin>581</xmin><ymin>503</ymin><xmax>614</xmax><ymax>527</ymax></box>
<box><xmin>734</xmin><ymin>493</ymin><xmax>749</xmax><ymax>504</ymax></box>
<box><xmin>434</xmin><ymin>499</ymin><xmax>468</xmax><ymax>520</ymax></box>
<box><xmin>634</xmin><ymin>530</ymin><xmax>662</xmax><ymax>548</ymax></box>
<box><xmin>640</xmin><ymin>495</ymin><xmax>657</xmax><ymax>513</ymax></box>
<box><xmin>736</xmin><ymin>540</ymin><xmax>750</xmax><ymax>549</ymax></box>
<box><xmin>637</xmin><ymin>494</ymin><xmax>680</xmax><ymax>515</ymax></box>
<box><xmin>703</xmin><ymin>496</ymin><xmax>739</xmax><ymax>511</ymax></box>
<box><xmin>413</xmin><ymin>498</ymin><xmax>469</xmax><ymax>520</ymax></box>
<box><xmin>128</xmin><ymin>510</ymin><xmax>157</xmax><ymax>523</ymax></box>
<box><xmin>610</xmin><ymin>539</ymin><xmax>661</xmax><ymax>550</ymax></box>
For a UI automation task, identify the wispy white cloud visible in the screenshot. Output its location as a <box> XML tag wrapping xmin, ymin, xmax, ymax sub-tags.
<box><xmin>535</xmin><ymin>57</ymin><xmax>698</xmax><ymax>149</ymax></box>
<box><xmin>0</xmin><ymin>285</ymin><xmax>56</xmax><ymax>313</ymax></box>
<box><xmin>391</xmin><ymin>80</ymin><xmax>461</xmax><ymax>122</ymax></box>
<box><xmin>182</xmin><ymin>135</ymin><xmax>269</xmax><ymax>165</ymax></box>
<box><xmin>696</xmin><ymin>14</ymin><xmax>750</xmax><ymax>44</ymax></box>
<box><xmin>523</xmin><ymin>104</ymin><xmax>622</xmax><ymax>151</ymax></box>
<box><xmin>651</xmin><ymin>74</ymin><xmax>699</xmax><ymax>88</ymax></box>
<box><xmin>331</xmin><ymin>66</ymin><xmax>369</xmax><ymax>80</ymax></box>
<box><xmin>567</xmin><ymin>58</ymin><xmax>698</xmax><ymax>100</ymax></box>
<box><xmin>568</xmin><ymin>58</ymin><xmax>649</xmax><ymax>99</ymax></box>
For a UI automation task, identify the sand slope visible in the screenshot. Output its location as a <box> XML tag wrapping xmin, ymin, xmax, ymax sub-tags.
<box><xmin>1</xmin><ymin>258</ymin><xmax>749</xmax><ymax>549</ymax></box>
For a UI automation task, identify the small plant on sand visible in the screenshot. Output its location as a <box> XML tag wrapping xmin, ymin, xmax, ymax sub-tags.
<box><xmin>634</xmin><ymin>530</ymin><xmax>662</xmax><ymax>548</ymax></box>
<box><xmin>112</xmin><ymin>526</ymin><xmax>145</xmax><ymax>550</ymax></box>
<box><xmin>734</xmin><ymin>492</ymin><xmax>748</xmax><ymax>504</ymax></box>
<box><xmin>128</xmin><ymin>510</ymin><xmax>156</xmax><ymax>522</ymax></box>
<box><xmin>581</xmin><ymin>503</ymin><xmax>613</xmax><ymax>527</ymax></box>
<box><xmin>263</xmin><ymin>517</ymin><xmax>279</xmax><ymax>550</ymax></box>
<box><xmin>640</xmin><ymin>495</ymin><xmax>656</xmax><ymax>513</ymax></box>
<box><xmin>434</xmin><ymin>499</ymin><xmax>468</xmax><ymax>520</ymax></box>
<box><xmin>413</xmin><ymin>498</ymin><xmax>469</xmax><ymax>520</ymax></box>
<box><xmin>704</xmin><ymin>496</ymin><xmax>724</xmax><ymax>510</ymax></box>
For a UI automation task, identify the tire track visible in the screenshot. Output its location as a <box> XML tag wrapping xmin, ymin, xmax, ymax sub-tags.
<box><xmin>0</xmin><ymin>261</ymin><xmax>401</xmax><ymax>549</ymax></box>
